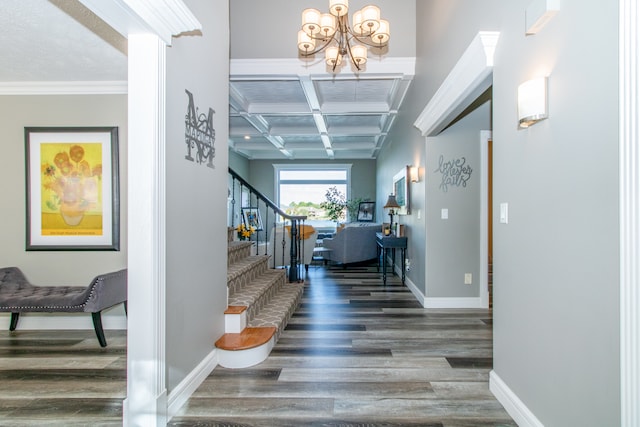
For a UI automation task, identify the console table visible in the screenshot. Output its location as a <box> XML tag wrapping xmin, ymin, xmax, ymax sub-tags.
<box><xmin>376</xmin><ymin>232</ymin><xmax>408</xmax><ymax>285</ymax></box>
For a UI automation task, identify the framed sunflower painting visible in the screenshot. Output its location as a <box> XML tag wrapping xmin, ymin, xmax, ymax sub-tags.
<box><xmin>25</xmin><ymin>127</ymin><xmax>120</xmax><ymax>251</ymax></box>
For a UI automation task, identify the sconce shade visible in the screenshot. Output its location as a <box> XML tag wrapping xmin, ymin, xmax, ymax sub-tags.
<box><xmin>384</xmin><ymin>194</ymin><xmax>400</xmax><ymax>209</ymax></box>
<box><xmin>518</xmin><ymin>77</ymin><xmax>548</xmax><ymax>128</ymax></box>
<box><xmin>409</xmin><ymin>166</ymin><xmax>419</xmax><ymax>183</ymax></box>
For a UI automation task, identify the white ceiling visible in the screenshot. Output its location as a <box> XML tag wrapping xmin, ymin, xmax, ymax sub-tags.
<box><xmin>1</xmin><ymin>0</ymin><xmax>416</xmax><ymax>160</ymax></box>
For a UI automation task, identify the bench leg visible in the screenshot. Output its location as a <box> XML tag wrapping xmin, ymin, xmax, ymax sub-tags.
<box><xmin>9</xmin><ymin>313</ymin><xmax>19</xmax><ymax>331</ymax></box>
<box><xmin>91</xmin><ymin>311</ymin><xmax>107</xmax><ymax>347</ymax></box>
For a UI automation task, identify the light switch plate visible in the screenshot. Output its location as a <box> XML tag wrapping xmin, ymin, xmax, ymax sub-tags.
<box><xmin>500</xmin><ymin>203</ymin><xmax>509</xmax><ymax>224</ymax></box>
<box><xmin>441</xmin><ymin>208</ymin><xmax>448</xmax><ymax>219</ymax></box>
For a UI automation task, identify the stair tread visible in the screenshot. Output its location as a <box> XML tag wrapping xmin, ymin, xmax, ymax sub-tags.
<box><xmin>215</xmin><ymin>326</ymin><xmax>276</xmax><ymax>351</ymax></box>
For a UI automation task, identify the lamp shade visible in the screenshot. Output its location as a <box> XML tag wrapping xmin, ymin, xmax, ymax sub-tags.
<box><xmin>384</xmin><ymin>194</ymin><xmax>400</xmax><ymax>209</ymax></box>
<box><xmin>329</xmin><ymin>0</ymin><xmax>349</xmax><ymax>16</ymax></box>
<box><xmin>352</xmin><ymin>9</ymin><xmax>364</xmax><ymax>34</ymax></box>
<box><xmin>298</xmin><ymin>30</ymin><xmax>316</xmax><ymax>52</ymax></box>
<box><xmin>360</xmin><ymin>5</ymin><xmax>381</xmax><ymax>34</ymax></box>
<box><xmin>372</xmin><ymin>19</ymin><xmax>390</xmax><ymax>45</ymax></box>
<box><xmin>325</xmin><ymin>46</ymin><xmax>342</xmax><ymax>67</ymax></box>
<box><xmin>302</xmin><ymin>8</ymin><xmax>321</xmax><ymax>35</ymax></box>
<box><xmin>351</xmin><ymin>44</ymin><xmax>367</xmax><ymax>65</ymax></box>
<box><xmin>319</xmin><ymin>13</ymin><xmax>337</xmax><ymax>37</ymax></box>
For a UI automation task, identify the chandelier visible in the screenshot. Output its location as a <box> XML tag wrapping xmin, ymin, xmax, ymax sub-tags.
<box><xmin>297</xmin><ymin>1</ymin><xmax>391</xmax><ymax>71</ymax></box>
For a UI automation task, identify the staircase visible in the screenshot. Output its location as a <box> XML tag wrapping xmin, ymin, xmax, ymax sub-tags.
<box><xmin>215</xmin><ymin>239</ymin><xmax>305</xmax><ymax>368</ymax></box>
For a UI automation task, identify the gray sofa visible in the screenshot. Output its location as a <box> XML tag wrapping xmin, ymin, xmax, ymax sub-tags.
<box><xmin>322</xmin><ymin>223</ymin><xmax>381</xmax><ymax>265</ymax></box>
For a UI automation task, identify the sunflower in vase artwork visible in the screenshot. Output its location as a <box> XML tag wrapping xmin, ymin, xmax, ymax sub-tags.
<box><xmin>236</xmin><ymin>223</ymin><xmax>256</xmax><ymax>241</ymax></box>
<box><xmin>41</xmin><ymin>144</ymin><xmax>102</xmax><ymax>227</ymax></box>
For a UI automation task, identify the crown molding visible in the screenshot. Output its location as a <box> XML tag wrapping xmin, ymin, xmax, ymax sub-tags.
<box><xmin>78</xmin><ymin>0</ymin><xmax>201</xmax><ymax>45</ymax></box>
<box><xmin>414</xmin><ymin>31</ymin><xmax>500</xmax><ymax>137</ymax></box>
<box><xmin>0</xmin><ymin>81</ymin><xmax>128</xmax><ymax>95</ymax></box>
<box><xmin>230</xmin><ymin>57</ymin><xmax>416</xmax><ymax>78</ymax></box>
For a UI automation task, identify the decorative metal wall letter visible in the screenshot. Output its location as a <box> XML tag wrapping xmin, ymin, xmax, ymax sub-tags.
<box><xmin>184</xmin><ymin>89</ymin><xmax>215</xmax><ymax>168</ymax></box>
<box><xmin>434</xmin><ymin>155</ymin><xmax>473</xmax><ymax>192</ymax></box>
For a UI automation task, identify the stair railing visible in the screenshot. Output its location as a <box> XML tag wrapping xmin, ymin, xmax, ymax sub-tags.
<box><xmin>229</xmin><ymin>167</ymin><xmax>307</xmax><ymax>282</ymax></box>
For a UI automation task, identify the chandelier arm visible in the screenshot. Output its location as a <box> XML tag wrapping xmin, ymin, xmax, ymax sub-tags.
<box><xmin>344</xmin><ymin>34</ymin><xmax>362</xmax><ymax>71</ymax></box>
<box><xmin>350</xmin><ymin>33</ymin><xmax>389</xmax><ymax>49</ymax></box>
<box><xmin>300</xmin><ymin>34</ymin><xmax>338</xmax><ymax>57</ymax></box>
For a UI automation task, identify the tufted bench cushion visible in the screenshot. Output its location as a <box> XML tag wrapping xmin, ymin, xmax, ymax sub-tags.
<box><xmin>0</xmin><ymin>267</ymin><xmax>127</xmax><ymax>347</ymax></box>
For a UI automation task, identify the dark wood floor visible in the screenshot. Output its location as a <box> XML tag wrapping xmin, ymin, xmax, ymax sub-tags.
<box><xmin>0</xmin><ymin>264</ymin><xmax>514</xmax><ymax>426</ymax></box>
<box><xmin>171</xmin><ymin>264</ymin><xmax>515</xmax><ymax>427</ymax></box>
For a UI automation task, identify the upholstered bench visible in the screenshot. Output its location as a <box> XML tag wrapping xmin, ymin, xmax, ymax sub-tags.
<box><xmin>0</xmin><ymin>267</ymin><xmax>127</xmax><ymax>347</ymax></box>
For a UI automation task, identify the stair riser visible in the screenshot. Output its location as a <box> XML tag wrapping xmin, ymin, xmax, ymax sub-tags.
<box><xmin>229</xmin><ymin>274</ymin><xmax>285</xmax><ymax>323</ymax></box>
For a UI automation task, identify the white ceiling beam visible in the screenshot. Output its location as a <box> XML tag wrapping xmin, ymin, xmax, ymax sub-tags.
<box><xmin>78</xmin><ymin>0</ymin><xmax>200</xmax><ymax>45</ymax></box>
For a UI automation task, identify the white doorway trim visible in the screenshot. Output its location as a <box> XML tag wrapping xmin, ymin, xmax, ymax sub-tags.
<box><xmin>414</xmin><ymin>31</ymin><xmax>499</xmax><ymax>137</ymax></box>
<box><xmin>619</xmin><ymin>0</ymin><xmax>639</xmax><ymax>425</ymax></box>
<box><xmin>480</xmin><ymin>130</ymin><xmax>491</xmax><ymax>309</ymax></box>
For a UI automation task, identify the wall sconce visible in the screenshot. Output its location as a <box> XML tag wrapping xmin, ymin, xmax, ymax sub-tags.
<box><xmin>409</xmin><ymin>166</ymin><xmax>419</xmax><ymax>183</ymax></box>
<box><xmin>518</xmin><ymin>76</ymin><xmax>548</xmax><ymax>129</ymax></box>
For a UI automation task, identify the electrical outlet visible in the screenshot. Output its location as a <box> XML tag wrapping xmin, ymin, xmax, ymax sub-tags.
<box><xmin>464</xmin><ymin>273</ymin><xmax>472</xmax><ymax>285</ymax></box>
<box><xmin>405</xmin><ymin>259</ymin><xmax>411</xmax><ymax>272</ymax></box>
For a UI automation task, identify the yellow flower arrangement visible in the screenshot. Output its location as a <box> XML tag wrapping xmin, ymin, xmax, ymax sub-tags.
<box><xmin>236</xmin><ymin>223</ymin><xmax>256</xmax><ymax>241</ymax></box>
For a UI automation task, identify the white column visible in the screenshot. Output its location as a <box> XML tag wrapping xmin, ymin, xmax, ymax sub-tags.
<box><xmin>620</xmin><ymin>0</ymin><xmax>639</xmax><ymax>425</ymax></box>
<box><xmin>123</xmin><ymin>33</ymin><xmax>167</xmax><ymax>427</ymax></box>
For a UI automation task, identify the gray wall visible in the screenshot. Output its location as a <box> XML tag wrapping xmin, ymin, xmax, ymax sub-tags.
<box><xmin>378</xmin><ymin>0</ymin><xmax>501</xmax><ymax>296</ymax></box>
<box><xmin>165</xmin><ymin>0</ymin><xmax>229</xmax><ymax>392</ymax></box>
<box><xmin>230</xmin><ymin>0</ymin><xmax>415</xmax><ymax>59</ymax></box>
<box><xmin>492</xmin><ymin>0</ymin><xmax>620</xmax><ymax>425</ymax></box>
<box><xmin>0</xmin><ymin>94</ymin><xmax>128</xmax><ymax>322</ymax></box>
<box><xmin>425</xmin><ymin>102</ymin><xmax>487</xmax><ymax>298</ymax></box>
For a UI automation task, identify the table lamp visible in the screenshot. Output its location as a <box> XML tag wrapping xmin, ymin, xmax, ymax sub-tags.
<box><xmin>383</xmin><ymin>194</ymin><xmax>400</xmax><ymax>235</ymax></box>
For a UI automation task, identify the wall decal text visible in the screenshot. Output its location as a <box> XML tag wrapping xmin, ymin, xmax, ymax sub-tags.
<box><xmin>434</xmin><ymin>155</ymin><xmax>472</xmax><ymax>192</ymax></box>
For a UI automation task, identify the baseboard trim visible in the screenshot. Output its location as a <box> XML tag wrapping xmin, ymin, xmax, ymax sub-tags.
<box><xmin>396</xmin><ymin>266</ymin><xmax>426</xmax><ymax>307</ymax></box>
<box><xmin>0</xmin><ymin>312</ymin><xmax>127</xmax><ymax>330</ymax></box>
<box><xmin>167</xmin><ymin>348</ymin><xmax>218</xmax><ymax>420</ymax></box>
<box><xmin>490</xmin><ymin>370</ymin><xmax>544</xmax><ymax>427</ymax></box>
<box><xmin>424</xmin><ymin>297</ymin><xmax>483</xmax><ymax>309</ymax></box>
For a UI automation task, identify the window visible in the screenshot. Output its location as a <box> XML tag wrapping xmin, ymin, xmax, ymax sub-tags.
<box><xmin>274</xmin><ymin>164</ymin><xmax>351</xmax><ymax>228</ymax></box>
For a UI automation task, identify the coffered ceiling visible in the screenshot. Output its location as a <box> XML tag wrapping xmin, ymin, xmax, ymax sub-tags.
<box><xmin>228</xmin><ymin>61</ymin><xmax>415</xmax><ymax>160</ymax></box>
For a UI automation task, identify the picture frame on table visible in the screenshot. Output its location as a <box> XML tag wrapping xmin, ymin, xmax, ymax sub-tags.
<box><xmin>356</xmin><ymin>201</ymin><xmax>376</xmax><ymax>222</ymax></box>
<box><xmin>25</xmin><ymin>127</ymin><xmax>120</xmax><ymax>251</ymax></box>
<box><xmin>242</xmin><ymin>207</ymin><xmax>263</xmax><ymax>231</ymax></box>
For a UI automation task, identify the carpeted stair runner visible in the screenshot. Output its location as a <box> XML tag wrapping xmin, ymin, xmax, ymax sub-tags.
<box><xmin>215</xmin><ymin>239</ymin><xmax>304</xmax><ymax>367</ymax></box>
